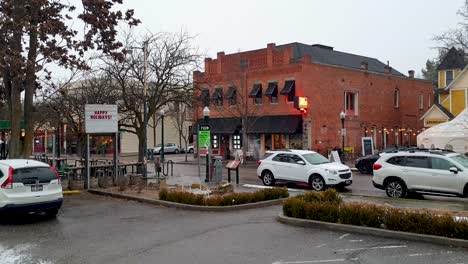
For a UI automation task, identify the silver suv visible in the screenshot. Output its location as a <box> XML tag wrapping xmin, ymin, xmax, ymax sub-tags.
<box><xmin>372</xmin><ymin>150</ymin><xmax>468</xmax><ymax>198</ymax></box>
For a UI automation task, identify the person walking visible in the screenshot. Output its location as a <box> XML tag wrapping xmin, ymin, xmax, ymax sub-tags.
<box><xmin>0</xmin><ymin>131</ymin><xmax>6</xmax><ymax>160</ymax></box>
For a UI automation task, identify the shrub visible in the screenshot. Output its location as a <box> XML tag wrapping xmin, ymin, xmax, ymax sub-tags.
<box><xmin>282</xmin><ymin>198</ymin><xmax>468</xmax><ymax>240</ymax></box>
<box><xmin>339</xmin><ymin>203</ymin><xmax>384</xmax><ymax>228</ymax></box>
<box><xmin>283</xmin><ymin>198</ymin><xmax>308</xmax><ymax>219</ymax></box>
<box><xmin>299</xmin><ymin>189</ymin><xmax>342</xmax><ymax>204</ymax></box>
<box><xmin>159</xmin><ymin>187</ymin><xmax>288</xmax><ymax>206</ymax></box>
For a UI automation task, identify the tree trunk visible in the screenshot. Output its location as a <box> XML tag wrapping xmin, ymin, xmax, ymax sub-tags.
<box><xmin>8</xmin><ymin>0</ymin><xmax>26</xmax><ymax>158</ymax></box>
<box><xmin>23</xmin><ymin>5</ymin><xmax>39</xmax><ymax>158</ymax></box>
<box><xmin>184</xmin><ymin>139</ymin><xmax>188</xmax><ymax>162</ymax></box>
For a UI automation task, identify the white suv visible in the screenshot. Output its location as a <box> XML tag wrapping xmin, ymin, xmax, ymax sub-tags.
<box><xmin>372</xmin><ymin>150</ymin><xmax>468</xmax><ymax>198</ymax></box>
<box><xmin>257</xmin><ymin>150</ymin><xmax>352</xmax><ymax>191</ymax></box>
<box><xmin>0</xmin><ymin>159</ymin><xmax>63</xmax><ymax>216</ymax></box>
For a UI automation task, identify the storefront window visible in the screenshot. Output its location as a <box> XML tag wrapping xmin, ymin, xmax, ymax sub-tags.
<box><xmin>289</xmin><ymin>134</ymin><xmax>303</xmax><ymax>149</ymax></box>
<box><xmin>273</xmin><ymin>134</ymin><xmax>286</xmax><ymax>150</ymax></box>
<box><xmin>233</xmin><ymin>135</ymin><xmax>241</xmax><ymax>149</ymax></box>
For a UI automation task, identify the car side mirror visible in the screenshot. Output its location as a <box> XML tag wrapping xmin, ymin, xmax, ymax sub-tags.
<box><xmin>449</xmin><ymin>167</ymin><xmax>459</xmax><ymax>174</ymax></box>
<box><xmin>297</xmin><ymin>160</ymin><xmax>306</xmax><ymax>165</ymax></box>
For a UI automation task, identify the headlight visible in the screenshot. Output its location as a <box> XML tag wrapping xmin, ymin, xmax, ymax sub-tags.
<box><xmin>325</xmin><ymin>169</ymin><xmax>338</xmax><ymax>175</ymax></box>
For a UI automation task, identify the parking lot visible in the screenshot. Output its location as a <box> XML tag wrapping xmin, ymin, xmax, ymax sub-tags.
<box><xmin>1</xmin><ymin>193</ymin><xmax>467</xmax><ymax>264</ymax></box>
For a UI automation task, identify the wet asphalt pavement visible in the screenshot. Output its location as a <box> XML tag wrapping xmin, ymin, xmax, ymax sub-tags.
<box><xmin>1</xmin><ymin>193</ymin><xmax>467</xmax><ymax>264</ymax></box>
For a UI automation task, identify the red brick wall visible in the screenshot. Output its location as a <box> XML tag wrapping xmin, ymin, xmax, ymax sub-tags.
<box><xmin>194</xmin><ymin>43</ymin><xmax>433</xmax><ymax>155</ymax></box>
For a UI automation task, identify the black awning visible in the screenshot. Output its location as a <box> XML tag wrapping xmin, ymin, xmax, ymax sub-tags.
<box><xmin>192</xmin><ymin>117</ymin><xmax>241</xmax><ymax>134</ymax></box>
<box><xmin>280</xmin><ymin>80</ymin><xmax>295</xmax><ymax>95</ymax></box>
<box><xmin>249</xmin><ymin>115</ymin><xmax>302</xmax><ymax>134</ymax></box>
<box><xmin>225</xmin><ymin>86</ymin><xmax>236</xmax><ymax>99</ymax></box>
<box><xmin>249</xmin><ymin>84</ymin><xmax>262</xmax><ymax>98</ymax></box>
<box><xmin>192</xmin><ymin>115</ymin><xmax>302</xmax><ymax>135</ymax></box>
<box><xmin>264</xmin><ymin>82</ymin><xmax>278</xmax><ymax>97</ymax></box>
<box><xmin>211</xmin><ymin>88</ymin><xmax>223</xmax><ymax>100</ymax></box>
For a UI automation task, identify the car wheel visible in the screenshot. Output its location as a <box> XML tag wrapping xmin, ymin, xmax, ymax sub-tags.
<box><xmin>189</xmin><ymin>149</ymin><xmax>194</xmax><ymax>154</ymax></box>
<box><xmin>46</xmin><ymin>208</ymin><xmax>59</xmax><ymax>218</ymax></box>
<box><xmin>464</xmin><ymin>183</ymin><xmax>468</xmax><ymax>198</ymax></box>
<box><xmin>175</xmin><ymin>149</ymin><xmax>179</xmax><ymax>154</ymax></box>
<box><xmin>262</xmin><ymin>170</ymin><xmax>275</xmax><ymax>186</ymax></box>
<box><xmin>385</xmin><ymin>179</ymin><xmax>406</xmax><ymax>198</ymax></box>
<box><xmin>358</xmin><ymin>165</ymin><xmax>367</xmax><ymax>174</ymax></box>
<box><xmin>309</xmin><ymin>175</ymin><xmax>326</xmax><ymax>192</ymax></box>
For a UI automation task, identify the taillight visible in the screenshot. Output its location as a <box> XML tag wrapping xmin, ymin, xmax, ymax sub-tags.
<box><xmin>1</xmin><ymin>167</ymin><xmax>14</xmax><ymax>189</ymax></box>
<box><xmin>50</xmin><ymin>166</ymin><xmax>61</xmax><ymax>184</ymax></box>
<box><xmin>373</xmin><ymin>164</ymin><xmax>382</xmax><ymax>171</ymax></box>
<box><xmin>257</xmin><ymin>160</ymin><xmax>262</xmax><ymax>166</ymax></box>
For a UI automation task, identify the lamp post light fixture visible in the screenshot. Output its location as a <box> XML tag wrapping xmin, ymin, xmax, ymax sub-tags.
<box><xmin>203</xmin><ymin>106</ymin><xmax>210</xmax><ymax>183</ymax></box>
<box><xmin>340</xmin><ymin>111</ymin><xmax>346</xmax><ymax>162</ymax></box>
<box><xmin>160</xmin><ymin>109</ymin><xmax>165</xmax><ymax>163</ymax></box>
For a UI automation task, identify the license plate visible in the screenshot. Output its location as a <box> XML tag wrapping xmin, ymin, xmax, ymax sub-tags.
<box><xmin>31</xmin><ymin>185</ymin><xmax>43</xmax><ymax>192</ymax></box>
<box><xmin>345</xmin><ymin>180</ymin><xmax>352</xmax><ymax>185</ymax></box>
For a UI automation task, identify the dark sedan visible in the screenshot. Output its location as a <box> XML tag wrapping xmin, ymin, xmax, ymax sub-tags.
<box><xmin>354</xmin><ymin>146</ymin><xmax>415</xmax><ymax>174</ymax></box>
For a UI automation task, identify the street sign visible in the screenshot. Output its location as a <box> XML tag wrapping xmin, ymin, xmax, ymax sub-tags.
<box><xmin>85</xmin><ymin>104</ymin><xmax>118</xmax><ymax>133</ymax></box>
<box><xmin>341</xmin><ymin>128</ymin><xmax>347</xmax><ymax>136</ymax></box>
<box><xmin>198</xmin><ymin>124</ymin><xmax>210</xmax><ymax>150</ymax></box>
<box><xmin>329</xmin><ymin>151</ymin><xmax>341</xmax><ymax>163</ymax></box>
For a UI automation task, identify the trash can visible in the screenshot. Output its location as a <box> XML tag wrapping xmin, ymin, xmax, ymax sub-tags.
<box><xmin>212</xmin><ymin>156</ymin><xmax>223</xmax><ymax>184</ymax></box>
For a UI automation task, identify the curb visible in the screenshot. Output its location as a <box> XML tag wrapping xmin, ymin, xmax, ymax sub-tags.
<box><xmin>88</xmin><ymin>189</ymin><xmax>285</xmax><ymax>212</ymax></box>
<box><xmin>63</xmin><ymin>190</ymin><xmax>81</xmax><ymax>195</ymax></box>
<box><xmin>277</xmin><ymin>213</ymin><xmax>468</xmax><ymax>249</ymax></box>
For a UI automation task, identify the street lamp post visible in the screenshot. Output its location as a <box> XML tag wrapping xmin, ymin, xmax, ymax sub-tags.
<box><xmin>160</xmin><ymin>109</ymin><xmax>165</xmax><ymax>163</ymax></box>
<box><xmin>203</xmin><ymin>106</ymin><xmax>210</xmax><ymax>183</ymax></box>
<box><xmin>129</xmin><ymin>41</ymin><xmax>149</xmax><ymax>178</ymax></box>
<box><xmin>340</xmin><ymin>111</ymin><xmax>346</xmax><ymax>163</ymax></box>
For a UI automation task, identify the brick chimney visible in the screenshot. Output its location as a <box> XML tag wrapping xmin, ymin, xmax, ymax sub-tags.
<box><xmin>408</xmin><ymin>70</ymin><xmax>415</xmax><ymax>78</ymax></box>
<box><xmin>216</xmin><ymin>52</ymin><xmax>225</xmax><ymax>73</ymax></box>
<box><xmin>384</xmin><ymin>61</ymin><xmax>392</xmax><ymax>74</ymax></box>
<box><xmin>204</xmin><ymin>57</ymin><xmax>212</xmax><ymax>73</ymax></box>
<box><xmin>361</xmin><ymin>61</ymin><xmax>368</xmax><ymax>70</ymax></box>
<box><xmin>267</xmin><ymin>43</ymin><xmax>276</xmax><ymax>67</ymax></box>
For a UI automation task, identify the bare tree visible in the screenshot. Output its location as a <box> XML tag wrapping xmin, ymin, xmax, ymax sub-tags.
<box><xmin>201</xmin><ymin>67</ymin><xmax>265</xmax><ymax>163</ymax></box>
<box><xmin>434</xmin><ymin>1</ymin><xmax>468</xmax><ymax>51</ymax></box>
<box><xmin>169</xmin><ymin>101</ymin><xmax>193</xmax><ymax>162</ymax></box>
<box><xmin>35</xmin><ymin>72</ymin><xmax>120</xmax><ymax>157</ymax></box>
<box><xmin>101</xmin><ymin>31</ymin><xmax>200</xmax><ymax>164</ymax></box>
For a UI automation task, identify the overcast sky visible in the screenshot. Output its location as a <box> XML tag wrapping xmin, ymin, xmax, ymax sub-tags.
<box><xmin>122</xmin><ymin>0</ymin><xmax>462</xmax><ymax>76</ymax></box>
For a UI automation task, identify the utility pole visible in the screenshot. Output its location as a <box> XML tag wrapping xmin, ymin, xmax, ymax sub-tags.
<box><xmin>142</xmin><ymin>41</ymin><xmax>149</xmax><ymax>178</ymax></box>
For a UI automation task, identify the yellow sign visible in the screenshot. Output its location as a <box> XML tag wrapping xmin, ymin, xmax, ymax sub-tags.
<box><xmin>344</xmin><ymin>146</ymin><xmax>354</xmax><ymax>153</ymax></box>
<box><xmin>425</xmin><ymin>119</ymin><xmax>447</xmax><ymax>126</ymax></box>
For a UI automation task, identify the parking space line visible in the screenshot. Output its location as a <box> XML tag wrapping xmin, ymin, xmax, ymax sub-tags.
<box><xmin>338</xmin><ymin>245</ymin><xmax>407</xmax><ymax>252</ymax></box>
<box><xmin>272</xmin><ymin>258</ymin><xmax>358</xmax><ymax>264</ymax></box>
<box><xmin>338</xmin><ymin>234</ymin><xmax>350</xmax><ymax>240</ymax></box>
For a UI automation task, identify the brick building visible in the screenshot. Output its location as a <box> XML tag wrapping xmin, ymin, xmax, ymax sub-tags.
<box><xmin>193</xmin><ymin>43</ymin><xmax>433</xmax><ymax>160</ymax></box>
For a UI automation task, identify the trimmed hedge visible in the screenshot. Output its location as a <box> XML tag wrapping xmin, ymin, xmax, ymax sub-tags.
<box><xmin>283</xmin><ymin>190</ymin><xmax>468</xmax><ymax>240</ymax></box>
<box><xmin>159</xmin><ymin>187</ymin><xmax>289</xmax><ymax>206</ymax></box>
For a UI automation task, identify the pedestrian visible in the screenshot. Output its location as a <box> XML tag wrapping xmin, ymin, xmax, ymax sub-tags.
<box><xmin>0</xmin><ymin>131</ymin><xmax>6</xmax><ymax>160</ymax></box>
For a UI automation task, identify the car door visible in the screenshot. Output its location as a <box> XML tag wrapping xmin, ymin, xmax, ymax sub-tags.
<box><xmin>403</xmin><ymin>156</ymin><xmax>432</xmax><ymax>191</ymax></box>
<box><xmin>287</xmin><ymin>154</ymin><xmax>308</xmax><ymax>183</ymax></box>
<box><xmin>270</xmin><ymin>154</ymin><xmax>292</xmax><ymax>181</ymax></box>
<box><xmin>429</xmin><ymin>157</ymin><xmax>462</xmax><ymax>194</ymax></box>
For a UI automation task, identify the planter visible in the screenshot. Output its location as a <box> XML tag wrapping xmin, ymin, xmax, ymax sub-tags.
<box><xmin>129</xmin><ymin>174</ymin><xmax>143</xmax><ymax>185</ymax></box>
<box><xmin>61</xmin><ymin>179</ymin><xmax>69</xmax><ymax>191</ymax></box>
<box><xmin>69</xmin><ymin>179</ymin><xmax>85</xmax><ymax>190</ymax></box>
<box><xmin>98</xmin><ymin>176</ymin><xmax>114</xmax><ymax>188</ymax></box>
<box><xmin>85</xmin><ymin>177</ymin><xmax>99</xmax><ymax>189</ymax></box>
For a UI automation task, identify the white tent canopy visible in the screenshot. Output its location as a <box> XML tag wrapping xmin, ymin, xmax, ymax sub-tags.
<box><xmin>417</xmin><ymin>108</ymin><xmax>468</xmax><ymax>153</ymax></box>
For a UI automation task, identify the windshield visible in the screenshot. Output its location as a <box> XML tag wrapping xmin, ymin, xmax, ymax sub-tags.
<box><xmin>155</xmin><ymin>144</ymin><xmax>162</xmax><ymax>148</ymax></box>
<box><xmin>450</xmin><ymin>154</ymin><xmax>468</xmax><ymax>168</ymax></box>
<box><xmin>302</xmin><ymin>153</ymin><xmax>330</xmax><ymax>165</ymax></box>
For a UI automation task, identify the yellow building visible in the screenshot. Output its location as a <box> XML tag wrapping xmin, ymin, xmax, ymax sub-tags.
<box><xmin>422</xmin><ymin>47</ymin><xmax>466</xmax><ymax>127</ymax></box>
